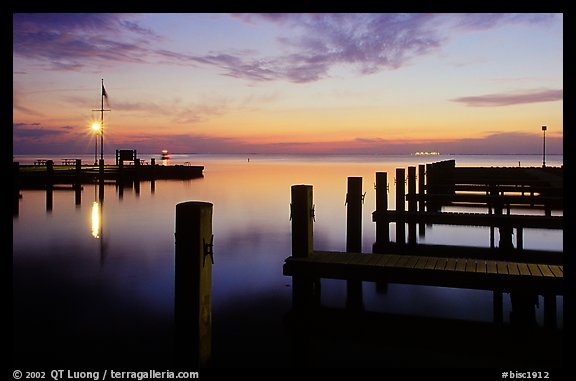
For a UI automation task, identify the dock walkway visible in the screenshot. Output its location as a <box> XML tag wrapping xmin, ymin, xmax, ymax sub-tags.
<box><xmin>283</xmin><ymin>251</ymin><xmax>563</xmax><ymax>295</ymax></box>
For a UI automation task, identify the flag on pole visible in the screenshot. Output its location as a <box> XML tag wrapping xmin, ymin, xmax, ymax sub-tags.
<box><xmin>102</xmin><ymin>83</ymin><xmax>110</xmax><ymax>107</ymax></box>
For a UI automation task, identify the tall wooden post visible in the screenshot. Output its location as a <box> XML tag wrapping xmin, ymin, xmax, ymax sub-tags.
<box><xmin>407</xmin><ymin>166</ymin><xmax>417</xmax><ymax>245</ymax></box>
<box><xmin>75</xmin><ymin>159</ymin><xmax>82</xmax><ymax>206</ymax></box>
<box><xmin>346</xmin><ymin>177</ymin><xmax>363</xmax><ymax>253</ymax></box>
<box><xmin>418</xmin><ymin>164</ymin><xmax>426</xmax><ymax>238</ymax></box>
<box><xmin>175</xmin><ymin>201</ymin><xmax>213</xmax><ymax>367</ymax></box>
<box><xmin>396</xmin><ymin>168</ymin><xmax>406</xmax><ymax>246</ymax></box>
<box><xmin>346</xmin><ymin>177</ymin><xmax>363</xmax><ymax>311</ymax></box>
<box><xmin>374</xmin><ymin>172</ymin><xmax>389</xmax><ymax>252</ymax></box>
<box><xmin>291</xmin><ymin>185</ymin><xmax>319</xmax><ymax>310</ymax></box>
<box><xmin>46</xmin><ymin>160</ymin><xmax>53</xmax><ymax>212</ymax></box>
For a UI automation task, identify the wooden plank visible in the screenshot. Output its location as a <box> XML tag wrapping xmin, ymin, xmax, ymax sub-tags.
<box><xmin>538</xmin><ymin>264</ymin><xmax>554</xmax><ymax>277</ymax></box>
<box><xmin>414</xmin><ymin>257</ymin><xmax>428</xmax><ymax>269</ymax></box>
<box><xmin>497</xmin><ymin>262</ymin><xmax>508</xmax><ymax>275</ymax></box>
<box><xmin>528</xmin><ymin>264</ymin><xmax>543</xmax><ymax>277</ymax></box>
<box><xmin>396</xmin><ymin>255</ymin><xmax>411</xmax><ymax>268</ymax></box>
<box><xmin>405</xmin><ymin>256</ymin><xmax>419</xmax><ymax>268</ymax></box>
<box><xmin>445</xmin><ymin>258</ymin><xmax>457</xmax><ymax>271</ymax></box>
<box><xmin>476</xmin><ymin>261</ymin><xmax>487</xmax><ymax>273</ymax></box>
<box><xmin>465</xmin><ymin>260</ymin><xmax>476</xmax><ymax>272</ymax></box>
<box><xmin>365</xmin><ymin>254</ymin><xmax>384</xmax><ymax>266</ymax></box>
<box><xmin>353</xmin><ymin>254</ymin><xmax>375</xmax><ymax>266</ymax></box>
<box><xmin>507</xmin><ymin>263</ymin><xmax>520</xmax><ymax>275</ymax></box>
<box><xmin>486</xmin><ymin>261</ymin><xmax>498</xmax><ymax>274</ymax></box>
<box><xmin>425</xmin><ymin>257</ymin><xmax>438</xmax><ymax>270</ymax></box>
<box><xmin>434</xmin><ymin>258</ymin><xmax>447</xmax><ymax>270</ymax></box>
<box><xmin>549</xmin><ymin>265</ymin><xmax>563</xmax><ymax>278</ymax></box>
<box><xmin>517</xmin><ymin>263</ymin><xmax>531</xmax><ymax>276</ymax></box>
<box><xmin>455</xmin><ymin>259</ymin><xmax>467</xmax><ymax>272</ymax></box>
<box><xmin>379</xmin><ymin>254</ymin><xmax>401</xmax><ymax>267</ymax></box>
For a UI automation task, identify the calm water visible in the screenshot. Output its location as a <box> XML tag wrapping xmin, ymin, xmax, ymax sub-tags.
<box><xmin>12</xmin><ymin>154</ymin><xmax>563</xmax><ymax>367</ymax></box>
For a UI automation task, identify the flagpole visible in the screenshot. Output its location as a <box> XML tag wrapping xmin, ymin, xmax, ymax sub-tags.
<box><xmin>100</xmin><ymin>78</ymin><xmax>104</xmax><ymax>162</ymax></box>
<box><xmin>93</xmin><ymin>79</ymin><xmax>110</xmax><ymax>164</ymax></box>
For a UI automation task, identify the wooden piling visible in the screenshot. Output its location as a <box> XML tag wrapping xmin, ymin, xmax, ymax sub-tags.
<box><xmin>175</xmin><ymin>201</ymin><xmax>213</xmax><ymax>367</ymax></box>
<box><xmin>374</xmin><ymin>172</ymin><xmax>389</xmax><ymax>251</ymax></box>
<box><xmin>291</xmin><ymin>185</ymin><xmax>320</xmax><ymax>310</ymax></box>
<box><xmin>418</xmin><ymin>164</ymin><xmax>425</xmax><ymax>212</ymax></box>
<box><xmin>396</xmin><ymin>168</ymin><xmax>406</xmax><ymax>246</ymax></box>
<box><xmin>346</xmin><ymin>177</ymin><xmax>363</xmax><ymax>252</ymax></box>
<box><xmin>407</xmin><ymin>167</ymin><xmax>417</xmax><ymax>245</ymax></box>
<box><xmin>346</xmin><ymin>177</ymin><xmax>363</xmax><ymax>311</ymax></box>
<box><xmin>418</xmin><ymin>165</ymin><xmax>426</xmax><ymax>238</ymax></box>
<box><xmin>75</xmin><ymin>160</ymin><xmax>82</xmax><ymax>206</ymax></box>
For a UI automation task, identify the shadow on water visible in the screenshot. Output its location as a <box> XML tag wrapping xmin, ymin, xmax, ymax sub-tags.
<box><xmin>13</xmin><ymin>229</ymin><xmax>563</xmax><ymax>367</ymax></box>
<box><xmin>13</xmin><ymin>256</ymin><xmax>562</xmax><ymax>369</ymax></box>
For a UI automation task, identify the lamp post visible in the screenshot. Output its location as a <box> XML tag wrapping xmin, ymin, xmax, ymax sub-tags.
<box><xmin>92</xmin><ymin>122</ymin><xmax>101</xmax><ymax>165</ymax></box>
<box><xmin>542</xmin><ymin>125</ymin><xmax>547</xmax><ymax>168</ymax></box>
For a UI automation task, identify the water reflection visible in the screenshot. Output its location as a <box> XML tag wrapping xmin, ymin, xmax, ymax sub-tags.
<box><xmin>91</xmin><ymin>200</ymin><xmax>101</xmax><ymax>239</ymax></box>
<box><xmin>12</xmin><ymin>154</ymin><xmax>563</xmax><ymax>367</ymax></box>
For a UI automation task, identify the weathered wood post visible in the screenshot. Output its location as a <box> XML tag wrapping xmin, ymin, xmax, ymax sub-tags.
<box><xmin>46</xmin><ymin>160</ymin><xmax>54</xmax><ymax>212</ymax></box>
<box><xmin>291</xmin><ymin>185</ymin><xmax>319</xmax><ymax>310</ymax></box>
<box><xmin>418</xmin><ymin>164</ymin><xmax>426</xmax><ymax>212</ymax></box>
<box><xmin>407</xmin><ymin>166</ymin><xmax>417</xmax><ymax>245</ymax></box>
<box><xmin>418</xmin><ymin>164</ymin><xmax>426</xmax><ymax>238</ymax></box>
<box><xmin>374</xmin><ymin>172</ymin><xmax>389</xmax><ymax>252</ymax></box>
<box><xmin>150</xmin><ymin>158</ymin><xmax>156</xmax><ymax>193</ymax></box>
<box><xmin>346</xmin><ymin>177</ymin><xmax>363</xmax><ymax>311</ymax></box>
<box><xmin>346</xmin><ymin>177</ymin><xmax>363</xmax><ymax>252</ymax></box>
<box><xmin>396</xmin><ymin>168</ymin><xmax>406</xmax><ymax>246</ymax></box>
<box><xmin>75</xmin><ymin>159</ymin><xmax>82</xmax><ymax>206</ymax></box>
<box><xmin>175</xmin><ymin>201</ymin><xmax>213</xmax><ymax>367</ymax></box>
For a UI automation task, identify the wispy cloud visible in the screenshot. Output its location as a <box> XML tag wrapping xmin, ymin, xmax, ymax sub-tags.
<box><xmin>13</xmin><ymin>13</ymin><xmax>559</xmax><ymax>83</ymax></box>
<box><xmin>13</xmin><ymin>13</ymin><xmax>157</xmax><ymax>70</ymax></box>
<box><xmin>196</xmin><ymin>13</ymin><xmax>559</xmax><ymax>83</ymax></box>
<box><xmin>13</xmin><ymin>122</ymin><xmax>70</xmax><ymax>139</ymax></box>
<box><xmin>451</xmin><ymin>88</ymin><xmax>563</xmax><ymax>107</ymax></box>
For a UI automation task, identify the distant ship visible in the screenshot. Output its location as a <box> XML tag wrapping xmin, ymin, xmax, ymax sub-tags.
<box><xmin>161</xmin><ymin>149</ymin><xmax>170</xmax><ymax>160</ymax></box>
<box><xmin>414</xmin><ymin>151</ymin><xmax>441</xmax><ymax>156</ymax></box>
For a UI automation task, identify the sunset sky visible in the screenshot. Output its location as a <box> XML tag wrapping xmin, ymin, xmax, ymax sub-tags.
<box><xmin>12</xmin><ymin>13</ymin><xmax>563</xmax><ymax>155</ymax></box>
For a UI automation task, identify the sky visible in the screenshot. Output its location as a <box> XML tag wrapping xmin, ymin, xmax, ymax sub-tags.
<box><xmin>12</xmin><ymin>13</ymin><xmax>563</xmax><ymax>155</ymax></box>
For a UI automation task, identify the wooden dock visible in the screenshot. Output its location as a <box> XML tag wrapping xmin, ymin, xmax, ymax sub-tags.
<box><xmin>283</xmin><ymin>159</ymin><xmax>563</xmax><ymax>328</ymax></box>
<box><xmin>284</xmin><ymin>251</ymin><xmax>563</xmax><ymax>296</ymax></box>
<box><xmin>13</xmin><ymin>159</ymin><xmax>204</xmax><ymax>188</ymax></box>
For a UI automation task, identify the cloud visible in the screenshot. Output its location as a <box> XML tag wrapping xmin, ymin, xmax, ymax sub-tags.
<box><xmin>13</xmin><ymin>13</ymin><xmax>559</xmax><ymax>83</ymax></box>
<box><xmin>451</xmin><ymin>88</ymin><xmax>563</xmax><ymax>107</ymax></box>
<box><xmin>13</xmin><ymin>122</ymin><xmax>70</xmax><ymax>139</ymax></box>
<box><xmin>13</xmin><ymin>13</ymin><xmax>157</xmax><ymax>70</ymax></box>
<box><xmin>204</xmin><ymin>13</ymin><xmax>558</xmax><ymax>83</ymax></box>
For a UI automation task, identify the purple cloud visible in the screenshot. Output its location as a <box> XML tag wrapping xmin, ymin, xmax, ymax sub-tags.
<box><xmin>451</xmin><ymin>89</ymin><xmax>563</xmax><ymax>107</ymax></box>
<box><xmin>13</xmin><ymin>122</ymin><xmax>70</xmax><ymax>139</ymax></box>
<box><xmin>215</xmin><ymin>13</ymin><xmax>559</xmax><ymax>83</ymax></box>
<box><xmin>13</xmin><ymin>13</ymin><xmax>560</xmax><ymax>83</ymax></box>
<box><xmin>13</xmin><ymin>13</ymin><xmax>156</xmax><ymax>70</ymax></box>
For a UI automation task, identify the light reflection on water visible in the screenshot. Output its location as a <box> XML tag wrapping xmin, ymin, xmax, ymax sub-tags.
<box><xmin>13</xmin><ymin>154</ymin><xmax>563</xmax><ymax>359</ymax></box>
